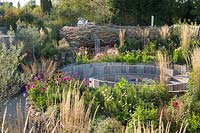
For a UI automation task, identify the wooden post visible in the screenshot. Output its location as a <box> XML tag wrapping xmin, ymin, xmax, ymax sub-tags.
<box><xmin>93</xmin><ymin>33</ymin><xmax>100</xmax><ymax>54</ymax></box>
<box><xmin>151</xmin><ymin>16</ymin><xmax>154</xmax><ymax>27</ymax></box>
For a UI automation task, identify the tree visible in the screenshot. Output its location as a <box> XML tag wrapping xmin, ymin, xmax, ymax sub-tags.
<box><xmin>40</xmin><ymin>0</ymin><xmax>52</xmax><ymax>13</ymax></box>
<box><xmin>16</xmin><ymin>20</ymin><xmax>44</xmax><ymax>61</ymax></box>
<box><xmin>109</xmin><ymin>0</ymin><xmax>172</xmax><ymax>25</ymax></box>
<box><xmin>17</xmin><ymin>1</ymin><xmax>20</xmax><ymax>9</ymax></box>
<box><xmin>49</xmin><ymin>0</ymin><xmax>112</xmax><ymax>25</ymax></box>
<box><xmin>108</xmin><ymin>0</ymin><xmax>200</xmax><ymax>25</ymax></box>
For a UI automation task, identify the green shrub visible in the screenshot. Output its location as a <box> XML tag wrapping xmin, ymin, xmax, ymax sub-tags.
<box><xmin>75</xmin><ymin>54</ymin><xmax>89</xmax><ymax>64</ymax></box>
<box><xmin>120</xmin><ymin>38</ymin><xmax>143</xmax><ymax>52</ymax></box>
<box><xmin>93</xmin><ymin>117</ymin><xmax>124</xmax><ymax>133</ymax></box>
<box><xmin>90</xmin><ymin>50</ymin><xmax>155</xmax><ymax>64</ymax></box>
<box><xmin>40</xmin><ymin>44</ymin><xmax>59</xmax><ymax>59</ymax></box>
<box><xmin>173</xmin><ymin>47</ymin><xmax>186</xmax><ymax>64</ymax></box>
<box><xmin>187</xmin><ymin>112</ymin><xmax>200</xmax><ymax>132</ymax></box>
<box><xmin>123</xmin><ymin>51</ymin><xmax>136</xmax><ymax>64</ymax></box>
<box><xmin>95</xmin><ymin>78</ymin><xmax>167</xmax><ymax>124</ymax></box>
<box><xmin>0</xmin><ymin>29</ymin><xmax>25</xmax><ymax>100</ymax></box>
<box><xmin>189</xmin><ymin>100</ymin><xmax>200</xmax><ymax>114</ymax></box>
<box><xmin>26</xmin><ymin>72</ymin><xmax>87</xmax><ymax>111</ymax></box>
<box><xmin>16</xmin><ymin>20</ymin><xmax>45</xmax><ymax>61</ymax></box>
<box><xmin>132</xmin><ymin>104</ymin><xmax>157</xmax><ymax>124</ymax></box>
<box><xmin>28</xmin><ymin>82</ymin><xmax>47</xmax><ymax>111</ymax></box>
<box><xmin>147</xmin><ymin>41</ymin><xmax>156</xmax><ymax>53</ymax></box>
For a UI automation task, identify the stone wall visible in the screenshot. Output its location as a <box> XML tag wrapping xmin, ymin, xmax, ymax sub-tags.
<box><xmin>59</xmin><ymin>25</ymin><xmax>163</xmax><ymax>49</ymax></box>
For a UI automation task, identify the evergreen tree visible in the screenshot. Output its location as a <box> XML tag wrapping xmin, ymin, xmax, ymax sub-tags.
<box><xmin>40</xmin><ymin>0</ymin><xmax>52</xmax><ymax>13</ymax></box>
<box><xmin>17</xmin><ymin>1</ymin><xmax>20</xmax><ymax>9</ymax></box>
<box><xmin>109</xmin><ymin>0</ymin><xmax>200</xmax><ymax>25</ymax></box>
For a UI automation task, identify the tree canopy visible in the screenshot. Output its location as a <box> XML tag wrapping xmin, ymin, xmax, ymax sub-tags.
<box><xmin>109</xmin><ymin>0</ymin><xmax>200</xmax><ymax>25</ymax></box>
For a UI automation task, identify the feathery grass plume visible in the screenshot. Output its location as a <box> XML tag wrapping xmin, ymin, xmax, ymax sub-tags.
<box><xmin>157</xmin><ymin>51</ymin><xmax>169</xmax><ymax>86</ymax></box>
<box><xmin>160</xmin><ymin>25</ymin><xmax>170</xmax><ymax>40</ymax></box>
<box><xmin>191</xmin><ymin>47</ymin><xmax>200</xmax><ymax>99</ymax></box>
<box><xmin>143</xmin><ymin>28</ymin><xmax>149</xmax><ymax>46</ymax></box>
<box><xmin>60</xmin><ymin>89</ymin><xmax>94</xmax><ymax>133</ymax></box>
<box><xmin>119</xmin><ymin>29</ymin><xmax>125</xmax><ymax>47</ymax></box>
<box><xmin>21</xmin><ymin>57</ymin><xmax>57</xmax><ymax>79</ymax></box>
<box><xmin>1</xmin><ymin>107</ymin><xmax>7</xmax><ymax>133</ymax></box>
<box><xmin>58</xmin><ymin>38</ymin><xmax>69</xmax><ymax>49</ymax></box>
<box><xmin>180</xmin><ymin>24</ymin><xmax>191</xmax><ymax>56</ymax></box>
<box><xmin>126</xmin><ymin>111</ymin><xmax>187</xmax><ymax>133</ymax></box>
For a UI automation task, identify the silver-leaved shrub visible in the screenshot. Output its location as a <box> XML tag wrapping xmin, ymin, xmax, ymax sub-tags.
<box><xmin>0</xmin><ymin>28</ymin><xmax>24</xmax><ymax>100</ymax></box>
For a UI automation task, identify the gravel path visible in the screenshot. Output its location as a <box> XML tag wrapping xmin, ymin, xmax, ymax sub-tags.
<box><xmin>0</xmin><ymin>93</ymin><xmax>26</xmax><ymax>121</ymax></box>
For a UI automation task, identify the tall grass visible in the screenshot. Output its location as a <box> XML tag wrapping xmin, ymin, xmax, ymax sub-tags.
<box><xmin>126</xmin><ymin>111</ymin><xmax>187</xmax><ymax>133</ymax></box>
<box><xmin>59</xmin><ymin>90</ymin><xmax>94</xmax><ymax>132</ymax></box>
<box><xmin>157</xmin><ymin>51</ymin><xmax>169</xmax><ymax>86</ymax></box>
<box><xmin>1</xmin><ymin>90</ymin><xmax>93</xmax><ymax>133</ymax></box>
<box><xmin>21</xmin><ymin>57</ymin><xmax>57</xmax><ymax>79</ymax></box>
<box><xmin>1</xmin><ymin>103</ymin><xmax>31</xmax><ymax>133</ymax></box>
<box><xmin>191</xmin><ymin>47</ymin><xmax>200</xmax><ymax>99</ymax></box>
<box><xmin>119</xmin><ymin>29</ymin><xmax>125</xmax><ymax>47</ymax></box>
<box><xmin>143</xmin><ymin>28</ymin><xmax>149</xmax><ymax>46</ymax></box>
<box><xmin>180</xmin><ymin>24</ymin><xmax>191</xmax><ymax>56</ymax></box>
<box><xmin>160</xmin><ymin>25</ymin><xmax>170</xmax><ymax>40</ymax></box>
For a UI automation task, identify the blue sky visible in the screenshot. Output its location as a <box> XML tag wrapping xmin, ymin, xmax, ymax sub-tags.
<box><xmin>4</xmin><ymin>0</ymin><xmax>40</xmax><ymax>7</ymax></box>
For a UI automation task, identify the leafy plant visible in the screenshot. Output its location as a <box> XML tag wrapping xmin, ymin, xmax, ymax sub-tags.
<box><xmin>26</xmin><ymin>72</ymin><xmax>87</xmax><ymax>111</ymax></box>
<box><xmin>173</xmin><ymin>47</ymin><xmax>186</xmax><ymax>64</ymax></box>
<box><xmin>0</xmin><ymin>29</ymin><xmax>25</xmax><ymax>100</ymax></box>
<box><xmin>187</xmin><ymin>112</ymin><xmax>200</xmax><ymax>132</ymax></box>
<box><xmin>75</xmin><ymin>54</ymin><xmax>89</xmax><ymax>64</ymax></box>
<box><xmin>120</xmin><ymin>38</ymin><xmax>143</xmax><ymax>52</ymax></box>
<box><xmin>93</xmin><ymin>117</ymin><xmax>124</xmax><ymax>133</ymax></box>
<box><xmin>132</xmin><ymin>104</ymin><xmax>157</xmax><ymax>125</ymax></box>
<box><xmin>95</xmin><ymin>78</ymin><xmax>167</xmax><ymax>124</ymax></box>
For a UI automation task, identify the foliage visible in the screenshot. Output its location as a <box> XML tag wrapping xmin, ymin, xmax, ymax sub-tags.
<box><xmin>0</xmin><ymin>30</ymin><xmax>24</xmax><ymax>100</ymax></box>
<box><xmin>75</xmin><ymin>47</ymin><xmax>89</xmax><ymax>64</ymax></box>
<box><xmin>127</xmin><ymin>111</ymin><xmax>187</xmax><ymax>133</ymax></box>
<box><xmin>0</xmin><ymin>5</ymin><xmax>21</xmax><ymax>29</ymax></box>
<box><xmin>119</xmin><ymin>38</ymin><xmax>143</xmax><ymax>52</ymax></box>
<box><xmin>132</xmin><ymin>104</ymin><xmax>157</xmax><ymax>124</ymax></box>
<box><xmin>75</xmin><ymin>54</ymin><xmax>89</xmax><ymax>64</ymax></box>
<box><xmin>27</xmin><ymin>80</ymin><xmax>47</xmax><ymax>111</ymax></box>
<box><xmin>109</xmin><ymin>0</ymin><xmax>200</xmax><ymax>25</ymax></box>
<box><xmin>1</xmin><ymin>87</ymin><xmax>94</xmax><ymax>133</ymax></box>
<box><xmin>173</xmin><ymin>47</ymin><xmax>186</xmax><ymax>64</ymax></box>
<box><xmin>40</xmin><ymin>43</ymin><xmax>60</xmax><ymax>59</ymax></box>
<box><xmin>16</xmin><ymin>20</ymin><xmax>63</xmax><ymax>61</ymax></box>
<box><xmin>60</xmin><ymin>89</ymin><xmax>93</xmax><ymax>132</ymax></box>
<box><xmin>190</xmin><ymin>48</ymin><xmax>200</xmax><ymax>100</ymax></box>
<box><xmin>92</xmin><ymin>50</ymin><xmax>155</xmax><ymax>64</ymax></box>
<box><xmin>50</xmin><ymin>0</ymin><xmax>112</xmax><ymax>25</ymax></box>
<box><xmin>16</xmin><ymin>20</ymin><xmax>44</xmax><ymax>61</ymax></box>
<box><xmin>26</xmin><ymin>72</ymin><xmax>87</xmax><ymax>111</ymax></box>
<box><xmin>95</xmin><ymin>78</ymin><xmax>167</xmax><ymax>124</ymax></box>
<box><xmin>0</xmin><ymin>4</ymin><xmax>45</xmax><ymax>30</ymax></box>
<box><xmin>40</xmin><ymin>0</ymin><xmax>52</xmax><ymax>13</ymax></box>
<box><xmin>21</xmin><ymin>58</ymin><xmax>57</xmax><ymax>80</ymax></box>
<box><xmin>187</xmin><ymin>112</ymin><xmax>200</xmax><ymax>132</ymax></box>
<box><xmin>93</xmin><ymin>117</ymin><xmax>124</xmax><ymax>133</ymax></box>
